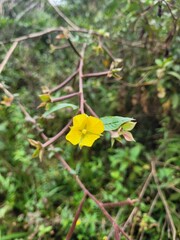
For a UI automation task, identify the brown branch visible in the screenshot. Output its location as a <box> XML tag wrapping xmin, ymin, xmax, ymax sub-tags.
<box><xmin>107</xmin><ymin>209</ymin><xmax>124</xmax><ymax>240</ymax></box>
<box><xmin>42</xmin><ymin>119</ymin><xmax>72</xmax><ymax>148</ymax></box>
<box><xmin>47</xmin><ymin>0</ymin><xmax>79</xmax><ymax>30</ymax></box>
<box><xmin>0</xmin><ymin>27</ymin><xmax>105</xmax><ymax>45</ymax></box>
<box><xmin>51</xmin><ymin>92</ymin><xmax>80</xmax><ymax>103</ymax></box>
<box><xmin>101</xmin><ymin>43</ymin><xmax>115</xmax><ymax>60</ymax></box>
<box><xmin>151</xmin><ymin>159</ymin><xmax>176</xmax><ymax>240</ymax></box>
<box><xmin>139</xmin><ymin>193</ymin><xmax>159</xmax><ymax>240</ymax></box>
<box><xmin>121</xmin><ymin>171</ymin><xmax>153</xmax><ymax>233</ymax></box>
<box><xmin>16</xmin><ymin>2</ymin><xmax>38</xmax><ymax>21</ymax></box>
<box><xmin>0</xmin><ymin>27</ymin><xmax>65</xmax><ymax>45</ymax></box>
<box><xmin>20</xmin><ymin>105</ymin><xmax>131</xmax><ymax>240</ymax></box>
<box><xmin>50</xmin><ymin>69</ymin><xmax>78</xmax><ymax>94</ymax></box>
<box><xmin>83</xmin><ymin>70</ymin><xmax>109</xmax><ymax>78</ymax></box>
<box><xmin>74</xmin><ymin>174</ymin><xmax>131</xmax><ymax>240</ymax></box>
<box><xmin>79</xmin><ymin>44</ymin><xmax>86</xmax><ymax>113</ymax></box>
<box><xmin>84</xmin><ymin>102</ymin><xmax>99</xmax><ymax>117</ymax></box>
<box><xmin>66</xmin><ymin>194</ymin><xmax>87</xmax><ymax>240</ymax></box>
<box><xmin>68</xmin><ymin>38</ymin><xmax>82</xmax><ymax>58</ymax></box>
<box><xmin>0</xmin><ymin>41</ymin><xmax>18</xmax><ymax>74</ymax></box>
<box><xmin>0</xmin><ymin>83</ymin><xmax>14</xmax><ymax>99</ymax></box>
<box><xmin>19</xmin><ymin>103</ymin><xmax>48</xmax><ymax>141</ymax></box>
<box><xmin>102</xmin><ymin>199</ymin><xmax>138</xmax><ymax>208</ymax></box>
<box><xmin>162</xmin><ymin>0</ymin><xmax>177</xmax><ymax>22</ymax></box>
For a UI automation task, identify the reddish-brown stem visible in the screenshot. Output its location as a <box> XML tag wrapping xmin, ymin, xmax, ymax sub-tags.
<box><xmin>20</xmin><ymin>105</ymin><xmax>131</xmax><ymax>240</ymax></box>
<box><xmin>84</xmin><ymin>102</ymin><xmax>99</xmax><ymax>117</ymax></box>
<box><xmin>68</xmin><ymin>38</ymin><xmax>82</xmax><ymax>58</ymax></box>
<box><xmin>57</xmin><ymin>153</ymin><xmax>130</xmax><ymax>239</ymax></box>
<box><xmin>51</xmin><ymin>92</ymin><xmax>80</xmax><ymax>103</ymax></box>
<box><xmin>19</xmin><ymin>103</ymin><xmax>48</xmax><ymax>141</ymax></box>
<box><xmin>114</xmin><ymin>224</ymin><xmax>120</xmax><ymax>240</ymax></box>
<box><xmin>83</xmin><ymin>71</ymin><xmax>109</xmax><ymax>78</ymax></box>
<box><xmin>0</xmin><ymin>83</ymin><xmax>14</xmax><ymax>99</ymax></box>
<box><xmin>75</xmin><ymin>175</ymin><xmax>131</xmax><ymax>240</ymax></box>
<box><xmin>47</xmin><ymin>0</ymin><xmax>79</xmax><ymax>30</ymax></box>
<box><xmin>0</xmin><ymin>27</ymin><xmax>105</xmax><ymax>45</ymax></box>
<box><xmin>151</xmin><ymin>160</ymin><xmax>176</xmax><ymax>240</ymax></box>
<box><xmin>0</xmin><ymin>41</ymin><xmax>18</xmax><ymax>74</ymax></box>
<box><xmin>50</xmin><ymin>70</ymin><xmax>78</xmax><ymax>94</ymax></box>
<box><xmin>66</xmin><ymin>194</ymin><xmax>87</xmax><ymax>240</ymax></box>
<box><xmin>103</xmin><ymin>199</ymin><xmax>138</xmax><ymax>208</ymax></box>
<box><xmin>42</xmin><ymin>119</ymin><xmax>72</xmax><ymax>148</ymax></box>
<box><xmin>121</xmin><ymin>172</ymin><xmax>153</xmax><ymax>233</ymax></box>
<box><xmin>78</xmin><ymin>44</ymin><xmax>86</xmax><ymax>113</ymax></box>
<box><xmin>101</xmin><ymin>43</ymin><xmax>115</xmax><ymax>60</ymax></box>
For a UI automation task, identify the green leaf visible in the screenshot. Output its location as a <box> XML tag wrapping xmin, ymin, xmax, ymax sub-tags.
<box><xmin>100</xmin><ymin>116</ymin><xmax>134</xmax><ymax>131</ymax></box>
<box><xmin>43</xmin><ymin>103</ymin><xmax>78</xmax><ymax>117</ymax></box>
<box><xmin>0</xmin><ymin>232</ymin><xmax>28</xmax><ymax>240</ymax></box>
<box><xmin>171</xmin><ymin>94</ymin><xmax>179</xmax><ymax>109</ymax></box>
<box><xmin>39</xmin><ymin>94</ymin><xmax>51</xmax><ymax>102</ymax></box>
<box><xmin>122</xmin><ymin>121</ymin><xmax>137</xmax><ymax>131</ymax></box>
<box><xmin>167</xmin><ymin>71</ymin><xmax>180</xmax><ymax>80</ymax></box>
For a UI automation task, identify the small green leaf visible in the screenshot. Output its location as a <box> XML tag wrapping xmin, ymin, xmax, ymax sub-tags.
<box><xmin>122</xmin><ymin>122</ymin><xmax>137</xmax><ymax>131</ymax></box>
<box><xmin>43</xmin><ymin>103</ymin><xmax>78</xmax><ymax>117</ymax></box>
<box><xmin>100</xmin><ymin>116</ymin><xmax>134</xmax><ymax>131</ymax></box>
<box><xmin>171</xmin><ymin>94</ymin><xmax>179</xmax><ymax>109</ymax></box>
<box><xmin>28</xmin><ymin>139</ymin><xmax>44</xmax><ymax>161</ymax></box>
<box><xmin>39</xmin><ymin>94</ymin><xmax>51</xmax><ymax>102</ymax></box>
<box><xmin>167</xmin><ymin>71</ymin><xmax>180</xmax><ymax>80</ymax></box>
<box><xmin>32</xmin><ymin>148</ymin><xmax>40</xmax><ymax>158</ymax></box>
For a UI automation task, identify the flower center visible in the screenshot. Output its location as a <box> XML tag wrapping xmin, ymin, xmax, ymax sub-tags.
<box><xmin>82</xmin><ymin>129</ymin><xmax>87</xmax><ymax>135</ymax></box>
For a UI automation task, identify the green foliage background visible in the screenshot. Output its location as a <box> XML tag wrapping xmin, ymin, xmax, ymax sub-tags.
<box><xmin>0</xmin><ymin>0</ymin><xmax>179</xmax><ymax>239</ymax></box>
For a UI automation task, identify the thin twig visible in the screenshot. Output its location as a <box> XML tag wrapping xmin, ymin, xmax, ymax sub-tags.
<box><xmin>0</xmin><ymin>41</ymin><xmax>18</xmax><ymax>74</ymax></box>
<box><xmin>101</xmin><ymin>43</ymin><xmax>115</xmax><ymax>60</ymax></box>
<box><xmin>47</xmin><ymin>0</ymin><xmax>79</xmax><ymax>30</ymax></box>
<box><xmin>50</xmin><ymin>69</ymin><xmax>78</xmax><ymax>94</ymax></box>
<box><xmin>68</xmin><ymin>38</ymin><xmax>82</xmax><ymax>58</ymax></box>
<box><xmin>162</xmin><ymin>0</ymin><xmax>177</xmax><ymax>22</ymax></box>
<box><xmin>51</xmin><ymin>92</ymin><xmax>80</xmax><ymax>103</ymax></box>
<box><xmin>19</xmin><ymin>103</ymin><xmax>48</xmax><ymax>141</ymax></box>
<box><xmin>42</xmin><ymin>119</ymin><xmax>72</xmax><ymax>148</ymax></box>
<box><xmin>66</xmin><ymin>194</ymin><xmax>87</xmax><ymax>240</ymax></box>
<box><xmin>138</xmin><ymin>193</ymin><xmax>159</xmax><ymax>240</ymax></box>
<box><xmin>0</xmin><ymin>27</ymin><xmax>104</xmax><ymax>45</ymax></box>
<box><xmin>15</xmin><ymin>2</ymin><xmax>38</xmax><ymax>21</ymax></box>
<box><xmin>84</xmin><ymin>102</ymin><xmax>99</xmax><ymax>117</ymax></box>
<box><xmin>20</xmin><ymin>105</ymin><xmax>131</xmax><ymax>240</ymax></box>
<box><xmin>0</xmin><ymin>83</ymin><xmax>14</xmax><ymax>99</ymax></box>
<box><xmin>78</xmin><ymin>44</ymin><xmax>86</xmax><ymax>113</ymax></box>
<box><xmin>151</xmin><ymin>160</ymin><xmax>176</xmax><ymax>240</ymax></box>
<box><xmin>121</xmin><ymin>171</ymin><xmax>153</xmax><ymax>232</ymax></box>
<box><xmin>83</xmin><ymin>71</ymin><xmax>109</xmax><ymax>78</ymax></box>
<box><xmin>102</xmin><ymin>199</ymin><xmax>138</xmax><ymax>208</ymax></box>
<box><xmin>107</xmin><ymin>209</ymin><xmax>124</xmax><ymax>240</ymax></box>
<box><xmin>74</xmin><ymin>174</ymin><xmax>131</xmax><ymax>240</ymax></box>
<box><xmin>159</xmin><ymin>220</ymin><xmax>167</xmax><ymax>240</ymax></box>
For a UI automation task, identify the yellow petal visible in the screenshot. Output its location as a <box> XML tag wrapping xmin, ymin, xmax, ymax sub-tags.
<box><xmin>73</xmin><ymin>114</ymin><xmax>88</xmax><ymax>130</ymax></box>
<box><xmin>86</xmin><ymin>116</ymin><xmax>104</xmax><ymax>135</ymax></box>
<box><xmin>79</xmin><ymin>133</ymin><xmax>100</xmax><ymax>147</ymax></box>
<box><xmin>66</xmin><ymin>127</ymin><xmax>82</xmax><ymax>145</ymax></box>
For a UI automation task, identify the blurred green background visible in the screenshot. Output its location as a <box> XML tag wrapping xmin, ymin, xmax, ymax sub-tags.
<box><xmin>0</xmin><ymin>0</ymin><xmax>179</xmax><ymax>239</ymax></box>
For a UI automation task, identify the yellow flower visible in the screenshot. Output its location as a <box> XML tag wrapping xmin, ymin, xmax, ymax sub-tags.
<box><xmin>66</xmin><ymin>114</ymin><xmax>104</xmax><ymax>148</ymax></box>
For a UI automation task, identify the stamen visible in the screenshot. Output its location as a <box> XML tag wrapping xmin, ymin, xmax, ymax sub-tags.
<box><xmin>82</xmin><ymin>129</ymin><xmax>87</xmax><ymax>135</ymax></box>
